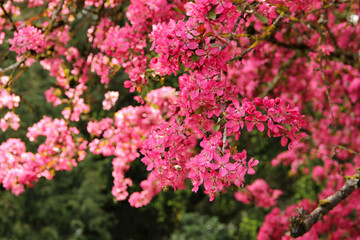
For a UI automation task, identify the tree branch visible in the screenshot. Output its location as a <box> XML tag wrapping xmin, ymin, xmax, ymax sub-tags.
<box><xmin>333</xmin><ymin>145</ymin><xmax>360</xmax><ymax>157</ymax></box>
<box><xmin>319</xmin><ymin>49</ymin><xmax>334</xmax><ymax>127</ymax></box>
<box><xmin>220</xmin><ymin>3</ymin><xmax>248</xmax><ymax>51</ymax></box>
<box><xmin>3</xmin><ymin>59</ymin><xmax>25</xmax><ymax>88</ymax></box>
<box><xmin>318</xmin><ymin>9</ymin><xmax>334</xmax><ymax>128</ymax></box>
<box><xmin>0</xmin><ymin>61</ymin><xmax>21</xmax><ymax>75</ymax></box>
<box><xmin>228</xmin><ymin>11</ymin><xmax>284</xmax><ymax>63</ymax></box>
<box><xmin>290</xmin><ymin>169</ymin><xmax>360</xmax><ymax>238</ymax></box>
<box><xmin>260</xmin><ymin>53</ymin><xmax>298</xmax><ymax>98</ymax></box>
<box><xmin>44</xmin><ymin>0</ymin><xmax>65</xmax><ymax>36</ymax></box>
<box><xmin>0</xmin><ymin>3</ymin><xmax>17</xmax><ymax>31</ymax></box>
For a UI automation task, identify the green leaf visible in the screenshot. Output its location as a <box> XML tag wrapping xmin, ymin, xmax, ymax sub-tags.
<box><xmin>208</xmin><ymin>7</ymin><xmax>217</xmax><ymax>20</ymax></box>
<box><xmin>195</xmin><ymin>106</ymin><xmax>205</xmax><ymax>114</ymax></box>
<box><xmin>213</xmin><ymin>124</ymin><xmax>221</xmax><ymax>132</ymax></box>
<box><xmin>255</xmin><ymin>13</ymin><xmax>268</xmax><ymax>24</ymax></box>
<box><xmin>191</xmin><ymin>54</ymin><xmax>201</xmax><ymax>62</ymax></box>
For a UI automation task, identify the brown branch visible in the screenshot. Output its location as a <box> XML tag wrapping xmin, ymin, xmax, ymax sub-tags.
<box><xmin>44</xmin><ymin>0</ymin><xmax>65</xmax><ymax>36</ymax></box>
<box><xmin>217</xmin><ymin>100</ymin><xmax>227</xmax><ymax>154</ymax></box>
<box><xmin>228</xmin><ymin>11</ymin><xmax>284</xmax><ymax>63</ymax></box>
<box><xmin>268</xmin><ymin>38</ymin><xmax>311</xmax><ymax>51</ymax></box>
<box><xmin>330</xmin><ymin>50</ymin><xmax>360</xmax><ymax>69</ymax></box>
<box><xmin>303</xmin><ymin>0</ymin><xmax>351</xmax><ymax>16</ymax></box>
<box><xmin>319</xmin><ymin>50</ymin><xmax>334</xmax><ymax>127</ymax></box>
<box><xmin>269</xmin><ymin>38</ymin><xmax>360</xmax><ymax>70</ymax></box>
<box><xmin>290</xmin><ymin>169</ymin><xmax>360</xmax><ymax>238</ymax></box>
<box><xmin>260</xmin><ymin>53</ymin><xmax>298</xmax><ymax>98</ymax></box>
<box><xmin>220</xmin><ymin>3</ymin><xmax>248</xmax><ymax>51</ymax></box>
<box><xmin>4</xmin><ymin>59</ymin><xmax>25</xmax><ymax>88</ymax></box>
<box><xmin>0</xmin><ymin>3</ymin><xmax>17</xmax><ymax>31</ymax></box>
<box><xmin>333</xmin><ymin>145</ymin><xmax>360</xmax><ymax>157</ymax></box>
<box><xmin>0</xmin><ymin>61</ymin><xmax>21</xmax><ymax>75</ymax></box>
<box><xmin>318</xmin><ymin>8</ymin><xmax>334</xmax><ymax>128</ymax></box>
<box><xmin>324</xmin><ymin>24</ymin><xmax>339</xmax><ymax>50</ymax></box>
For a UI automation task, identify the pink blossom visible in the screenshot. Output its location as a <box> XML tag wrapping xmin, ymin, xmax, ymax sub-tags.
<box><xmin>44</xmin><ymin>87</ymin><xmax>62</xmax><ymax>106</ymax></box>
<box><xmin>235</xmin><ymin>179</ymin><xmax>282</xmax><ymax>208</ymax></box>
<box><xmin>9</xmin><ymin>26</ymin><xmax>45</xmax><ymax>55</ymax></box>
<box><xmin>0</xmin><ymin>112</ymin><xmax>20</xmax><ymax>131</ymax></box>
<box><xmin>0</xmin><ymin>89</ymin><xmax>20</xmax><ymax>109</ymax></box>
<box><xmin>103</xmin><ymin>91</ymin><xmax>119</xmax><ymax>110</ymax></box>
<box><xmin>247</xmin><ymin>158</ymin><xmax>259</xmax><ymax>175</ymax></box>
<box><xmin>0</xmin><ymin>32</ymin><xmax>5</xmax><ymax>44</ymax></box>
<box><xmin>312</xmin><ymin>166</ymin><xmax>326</xmax><ymax>183</ymax></box>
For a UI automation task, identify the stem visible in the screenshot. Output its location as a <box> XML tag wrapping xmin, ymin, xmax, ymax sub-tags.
<box><xmin>260</xmin><ymin>53</ymin><xmax>298</xmax><ymax>98</ymax></box>
<box><xmin>44</xmin><ymin>0</ymin><xmax>65</xmax><ymax>36</ymax></box>
<box><xmin>290</xmin><ymin>169</ymin><xmax>360</xmax><ymax>238</ymax></box>
<box><xmin>333</xmin><ymin>145</ymin><xmax>360</xmax><ymax>157</ymax></box>
<box><xmin>4</xmin><ymin>59</ymin><xmax>25</xmax><ymax>88</ymax></box>
<box><xmin>0</xmin><ymin>61</ymin><xmax>21</xmax><ymax>74</ymax></box>
<box><xmin>318</xmin><ymin>9</ymin><xmax>334</xmax><ymax>128</ymax></box>
<box><xmin>228</xmin><ymin>11</ymin><xmax>284</xmax><ymax>63</ymax></box>
<box><xmin>220</xmin><ymin>3</ymin><xmax>248</xmax><ymax>51</ymax></box>
<box><xmin>0</xmin><ymin>3</ymin><xmax>17</xmax><ymax>31</ymax></box>
<box><xmin>218</xmin><ymin>100</ymin><xmax>227</xmax><ymax>154</ymax></box>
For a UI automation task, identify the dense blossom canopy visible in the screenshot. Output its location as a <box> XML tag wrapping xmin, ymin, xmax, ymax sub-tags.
<box><xmin>0</xmin><ymin>0</ymin><xmax>360</xmax><ymax>239</ymax></box>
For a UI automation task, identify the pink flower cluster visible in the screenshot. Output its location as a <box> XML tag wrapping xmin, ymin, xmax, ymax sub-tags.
<box><xmin>2</xmin><ymin>0</ymin><xmax>360</xmax><ymax>238</ymax></box>
<box><xmin>186</xmin><ymin>0</ymin><xmax>236</xmax><ymax>23</ymax></box>
<box><xmin>0</xmin><ymin>112</ymin><xmax>20</xmax><ymax>132</ymax></box>
<box><xmin>102</xmin><ymin>91</ymin><xmax>119</xmax><ymax>110</ymax></box>
<box><xmin>145</xmin><ymin>86</ymin><xmax>177</xmax><ymax>117</ymax></box>
<box><xmin>0</xmin><ymin>116</ymin><xmax>87</xmax><ymax>195</ymax></box>
<box><xmin>234</xmin><ymin>179</ymin><xmax>282</xmax><ymax>208</ymax></box>
<box><xmin>27</xmin><ymin>116</ymin><xmax>87</xmax><ymax>172</ymax></box>
<box><xmin>0</xmin><ymin>139</ymin><xmax>37</xmax><ymax>195</ymax></box>
<box><xmin>9</xmin><ymin>26</ymin><xmax>45</xmax><ymax>55</ymax></box>
<box><xmin>140</xmin><ymin>119</ymin><xmax>197</xmax><ymax>199</ymax></box>
<box><xmin>150</xmin><ymin>18</ymin><xmax>230</xmax><ymax>75</ymax></box>
<box><xmin>186</xmin><ymin>147</ymin><xmax>255</xmax><ymax>201</ymax></box>
<box><xmin>44</xmin><ymin>87</ymin><xmax>62</xmax><ymax>106</ymax></box>
<box><xmin>0</xmin><ymin>89</ymin><xmax>20</xmax><ymax>109</ymax></box>
<box><xmin>226</xmin><ymin>97</ymin><xmax>307</xmax><ymax>148</ymax></box>
<box><xmin>0</xmin><ymin>76</ymin><xmax>21</xmax><ymax>132</ymax></box>
<box><xmin>0</xmin><ymin>77</ymin><xmax>20</xmax><ymax>110</ymax></box>
<box><xmin>138</xmin><ymin>85</ymin><xmax>305</xmax><ymax>201</ymax></box>
<box><xmin>126</xmin><ymin>0</ymin><xmax>180</xmax><ymax>32</ymax></box>
<box><xmin>61</xmin><ymin>84</ymin><xmax>90</xmax><ymax>122</ymax></box>
<box><xmin>0</xmin><ymin>32</ymin><xmax>5</xmax><ymax>44</ymax></box>
<box><xmin>88</xmin><ymin>97</ymin><xmax>164</xmax><ymax>204</ymax></box>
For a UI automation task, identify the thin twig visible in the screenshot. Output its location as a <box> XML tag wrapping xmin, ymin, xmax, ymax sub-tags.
<box><xmin>324</xmin><ymin>24</ymin><xmax>339</xmax><ymax>50</ymax></box>
<box><xmin>260</xmin><ymin>54</ymin><xmax>298</xmax><ymax>97</ymax></box>
<box><xmin>269</xmin><ymin>37</ymin><xmax>360</xmax><ymax>69</ymax></box>
<box><xmin>218</xmin><ymin>100</ymin><xmax>227</xmax><ymax>154</ymax></box>
<box><xmin>333</xmin><ymin>145</ymin><xmax>360</xmax><ymax>157</ymax></box>
<box><xmin>220</xmin><ymin>3</ymin><xmax>248</xmax><ymax>51</ymax></box>
<box><xmin>290</xmin><ymin>169</ymin><xmax>360</xmax><ymax>238</ymax></box>
<box><xmin>19</xmin><ymin>95</ymin><xmax>35</xmax><ymax>112</ymax></box>
<box><xmin>318</xmin><ymin>11</ymin><xmax>334</xmax><ymax>127</ymax></box>
<box><xmin>228</xmin><ymin>11</ymin><xmax>285</xmax><ymax>63</ymax></box>
<box><xmin>44</xmin><ymin>0</ymin><xmax>65</xmax><ymax>36</ymax></box>
<box><xmin>0</xmin><ymin>3</ymin><xmax>17</xmax><ymax>31</ymax></box>
<box><xmin>4</xmin><ymin>59</ymin><xmax>25</xmax><ymax>88</ymax></box>
<box><xmin>0</xmin><ymin>61</ymin><xmax>21</xmax><ymax>75</ymax></box>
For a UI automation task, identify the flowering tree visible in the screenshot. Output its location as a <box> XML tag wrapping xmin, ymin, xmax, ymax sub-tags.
<box><xmin>0</xmin><ymin>0</ymin><xmax>360</xmax><ymax>238</ymax></box>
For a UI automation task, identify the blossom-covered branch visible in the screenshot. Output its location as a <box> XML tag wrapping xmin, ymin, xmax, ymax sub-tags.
<box><xmin>0</xmin><ymin>0</ymin><xmax>360</xmax><ymax>238</ymax></box>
